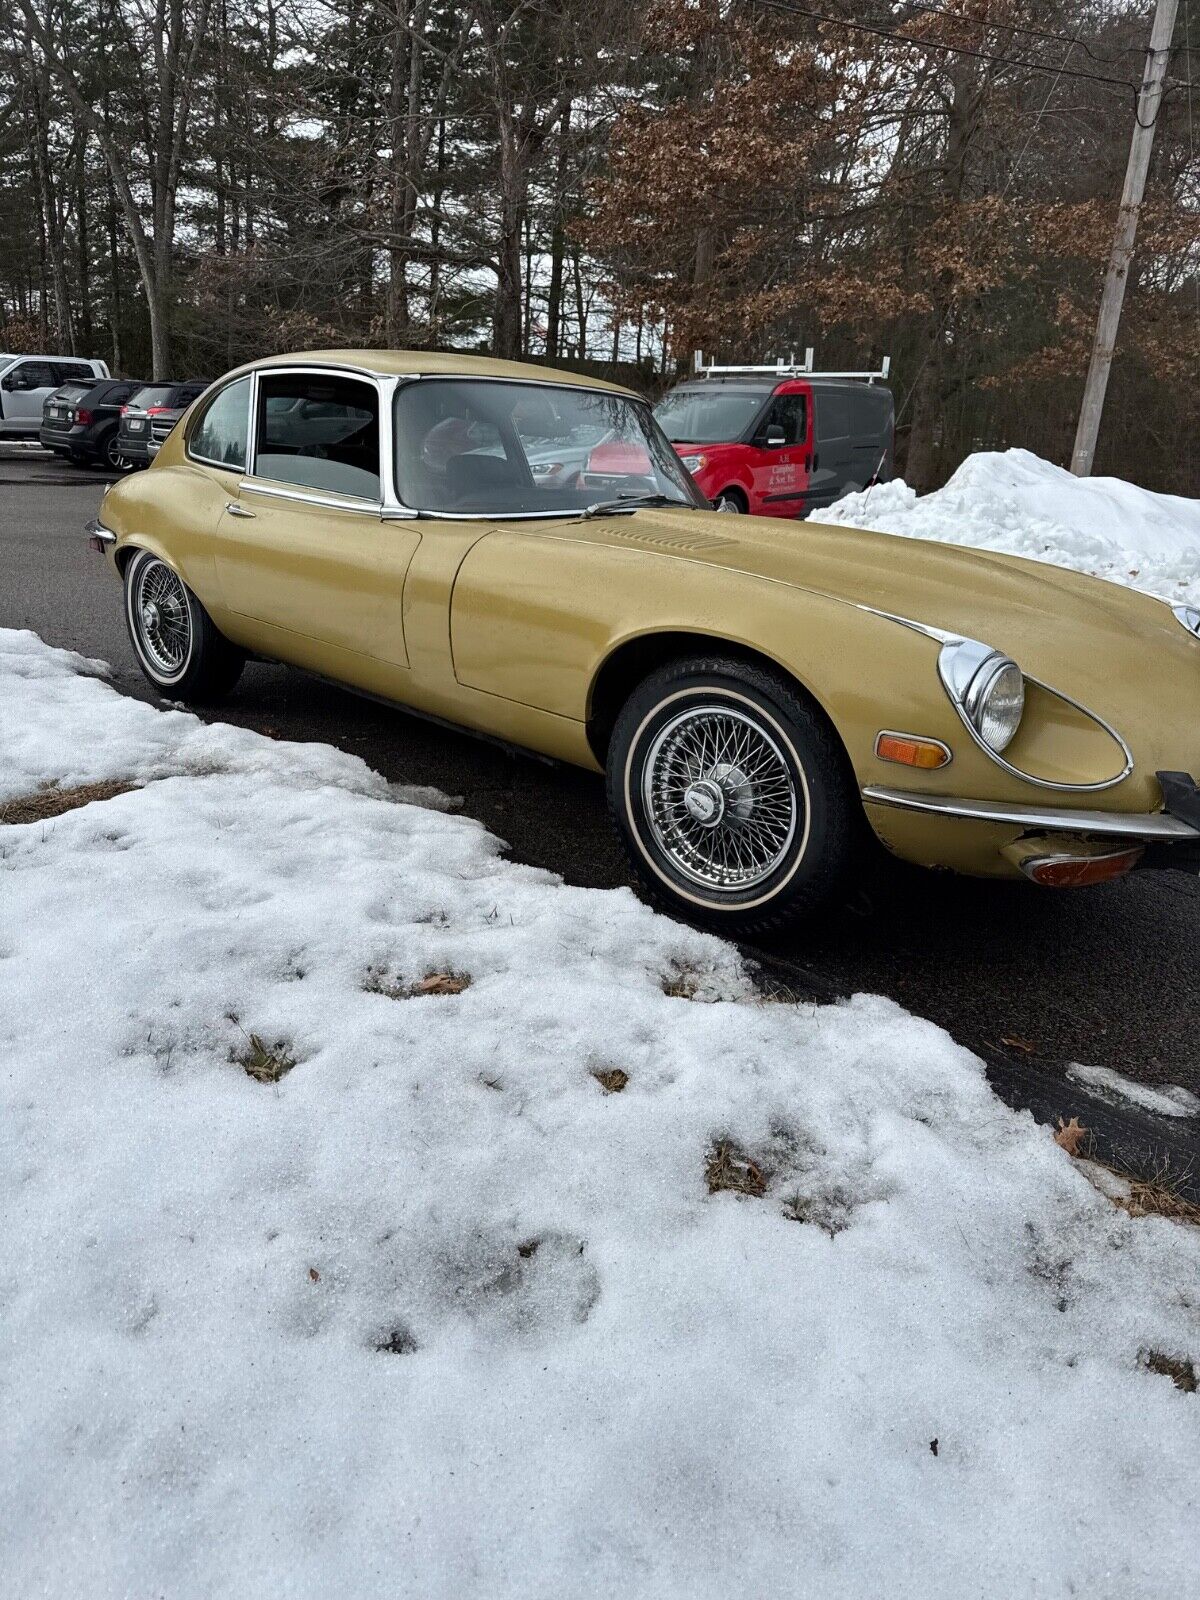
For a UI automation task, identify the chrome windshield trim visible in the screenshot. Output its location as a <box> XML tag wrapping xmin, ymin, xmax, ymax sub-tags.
<box><xmin>237</xmin><ymin>479</ymin><xmax>382</xmax><ymax>516</ymax></box>
<box><xmin>862</xmin><ymin>786</ymin><xmax>1200</xmax><ymax>842</ymax></box>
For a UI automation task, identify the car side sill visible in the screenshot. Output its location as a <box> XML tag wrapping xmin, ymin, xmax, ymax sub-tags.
<box><xmin>861</xmin><ymin>786</ymin><xmax>1200</xmax><ymax>842</ymax></box>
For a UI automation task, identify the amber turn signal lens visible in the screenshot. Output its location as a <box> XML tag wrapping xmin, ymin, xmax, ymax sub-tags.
<box><xmin>1024</xmin><ymin>848</ymin><xmax>1143</xmax><ymax>888</ymax></box>
<box><xmin>875</xmin><ymin>732</ymin><xmax>951</xmax><ymax>770</ymax></box>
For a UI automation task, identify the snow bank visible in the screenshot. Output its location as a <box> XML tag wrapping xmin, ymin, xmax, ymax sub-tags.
<box><xmin>817</xmin><ymin>448</ymin><xmax>1200</xmax><ymax>605</ymax></box>
<box><xmin>2</xmin><ymin>628</ymin><xmax>1198</xmax><ymax>1599</ymax></box>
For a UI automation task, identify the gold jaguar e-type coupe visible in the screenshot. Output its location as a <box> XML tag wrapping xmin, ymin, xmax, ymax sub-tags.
<box><xmin>88</xmin><ymin>350</ymin><xmax>1200</xmax><ymax>932</ymax></box>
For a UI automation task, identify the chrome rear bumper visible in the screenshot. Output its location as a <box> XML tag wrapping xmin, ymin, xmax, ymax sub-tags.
<box><xmin>862</xmin><ymin>785</ymin><xmax>1200</xmax><ymax>844</ymax></box>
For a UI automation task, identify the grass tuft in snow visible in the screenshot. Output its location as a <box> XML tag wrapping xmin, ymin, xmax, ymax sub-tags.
<box><xmin>591</xmin><ymin>1067</ymin><xmax>629</xmax><ymax>1094</ymax></box>
<box><xmin>1107</xmin><ymin>1163</ymin><xmax>1200</xmax><ymax>1229</ymax></box>
<box><xmin>0</xmin><ymin>777</ymin><xmax>137</xmax><ymax>824</ymax></box>
<box><xmin>235</xmin><ymin>1033</ymin><xmax>297</xmax><ymax>1085</ymax></box>
<box><xmin>705</xmin><ymin>1140</ymin><xmax>768</xmax><ymax>1198</ymax></box>
<box><xmin>1141</xmin><ymin>1350</ymin><xmax>1197</xmax><ymax>1394</ymax></box>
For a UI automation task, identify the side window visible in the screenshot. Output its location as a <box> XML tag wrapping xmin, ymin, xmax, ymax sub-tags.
<box><xmin>4</xmin><ymin>360</ymin><xmax>56</xmax><ymax>391</ymax></box>
<box><xmin>773</xmin><ymin>394</ymin><xmax>806</xmax><ymax>445</ymax></box>
<box><xmin>54</xmin><ymin>362</ymin><xmax>95</xmax><ymax>384</ymax></box>
<box><xmin>254</xmin><ymin>373</ymin><xmax>380</xmax><ymax>500</ymax></box>
<box><xmin>850</xmin><ymin>387</ymin><xmax>892</xmax><ymax>440</ymax></box>
<box><xmin>815</xmin><ymin>390</ymin><xmax>852</xmax><ymax>443</ymax></box>
<box><xmin>189</xmin><ymin>377</ymin><xmax>251</xmax><ymax>469</ymax></box>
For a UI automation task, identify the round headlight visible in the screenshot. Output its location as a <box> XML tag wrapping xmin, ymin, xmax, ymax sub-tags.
<box><xmin>938</xmin><ymin>638</ymin><xmax>1026</xmax><ymax>756</ymax></box>
<box><xmin>970</xmin><ymin>658</ymin><xmax>1024</xmax><ymax>752</ymax></box>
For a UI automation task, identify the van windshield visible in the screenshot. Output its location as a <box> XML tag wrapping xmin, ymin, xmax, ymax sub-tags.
<box><xmin>653</xmin><ymin>386</ymin><xmax>770</xmax><ymax>444</ymax></box>
<box><xmin>393</xmin><ymin>379</ymin><xmax>705</xmax><ymax>516</ymax></box>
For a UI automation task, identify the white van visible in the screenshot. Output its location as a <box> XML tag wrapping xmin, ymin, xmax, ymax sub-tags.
<box><xmin>0</xmin><ymin>354</ymin><xmax>110</xmax><ymax>438</ymax></box>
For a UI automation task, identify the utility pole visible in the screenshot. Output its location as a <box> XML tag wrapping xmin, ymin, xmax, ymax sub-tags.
<box><xmin>1070</xmin><ymin>0</ymin><xmax>1178</xmax><ymax>477</ymax></box>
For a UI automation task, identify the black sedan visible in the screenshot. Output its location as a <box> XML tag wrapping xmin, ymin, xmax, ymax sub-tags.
<box><xmin>40</xmin><ymin>378</ymin><xmax>146</xmax><ymax>470</ymax></box>
<box><xmin>117</xmin><ymin>379</ymin><xmax>208</xmax><ymax>466</ymax></box>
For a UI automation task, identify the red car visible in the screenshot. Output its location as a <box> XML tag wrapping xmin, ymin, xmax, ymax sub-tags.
<box><xmin>653</xmin><ymin>361</ymin><xmax>894</xmax><ymax>517</ymax></box>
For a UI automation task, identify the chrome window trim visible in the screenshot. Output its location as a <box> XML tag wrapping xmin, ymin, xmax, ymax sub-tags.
<box><xmin>237</xmin><ymin>478</ymin><xmax>383</xmax><ymax>516</ymax></box>
<box><xmin>185</xmin><ymin>373</ymin><xmax>254</xmax><ymax>474</ymax></box>
<box><xmin>861</xmin><ymin>786</ymin><xmax>1198</xmax><ymax>842</ymax></box>
<box><xmin>245</xmin><ymin>365</ymin><xmax>386</xmax><ymax>510</ymax></box>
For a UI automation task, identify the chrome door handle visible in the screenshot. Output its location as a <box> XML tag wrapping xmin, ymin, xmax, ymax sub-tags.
<box><xmin>225</xmin><ymin>501</ymin><xmax>256</xmax><ymax>518</ymax></box>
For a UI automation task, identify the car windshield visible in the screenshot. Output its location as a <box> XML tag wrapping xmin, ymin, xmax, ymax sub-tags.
<box><xmin>393</xmin><ymin>378</ymin><xmax>705</xmax><ymax>516</ymax></box>
<box><xmin>653</xmin><ymin>386</ymin><xmax>770</xmax><ymax>444</ymax></box>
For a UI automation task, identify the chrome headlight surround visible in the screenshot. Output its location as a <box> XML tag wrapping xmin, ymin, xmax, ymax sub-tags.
<box><xmin>1173</xmin><ymin>604</ymin><xmax>1200</xmax><ymax>641</ymax></box>
<box><xmin>938</xmin><ymin>637</ymin><xmax>1025</xmax><ymax>755</ymax></box>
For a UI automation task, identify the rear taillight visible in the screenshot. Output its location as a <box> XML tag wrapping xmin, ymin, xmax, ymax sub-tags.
<box><xmin>145</xmin><ymin>406</ymin><xmax>171</xmax><ymax>416</ymax></box>
<box><xmin>76</xmin><ymin>408</ymin><xmax>93</xmax><ymax>425</ymax></box>
<box><xmin>119</xmin><ymin>405</ymin><xmax>129</xmax><ymax>415</ymax></box>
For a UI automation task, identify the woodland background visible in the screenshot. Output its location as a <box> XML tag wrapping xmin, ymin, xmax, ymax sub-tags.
<box><xmin>0</xmin><ymin>0</ymin><xmax>1197</xmax><ymax>490</ymax></box>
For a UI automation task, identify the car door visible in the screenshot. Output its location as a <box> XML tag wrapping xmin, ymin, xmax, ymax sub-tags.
<box><xmin>744</xmin><ymin>391</ymin><xmax>808</xmax><ymax>514</ymax></box>
<box><xmin>804</xmin><ymin>387</ymin><xmax>853</xmax><ymax>509</ymax></box>
<box><xmin>1</xmin><ymin>359</ymin><xmax>58</xmax><ymax>430</ymax></box>
<box><xmin>212</xmin><ymin>368</ymin><xmax>420</xmax><ymax>670</ymax></box>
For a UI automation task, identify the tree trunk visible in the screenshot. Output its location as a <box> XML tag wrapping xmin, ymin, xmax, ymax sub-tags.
<box><xmin>493</xmin><ymin>112</ymin><xmax>525</xmax><ymax>359</ymax></box>
<box><xmin>545</xmin><ymin>105</ymin><xmax>571</xmax><ymax>358</ymax></box>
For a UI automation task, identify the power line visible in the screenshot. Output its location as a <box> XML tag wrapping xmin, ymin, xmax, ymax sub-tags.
<box><xmin>900</xmin><ymin>2</ymin><xmax>1199</xmax><ymax>65</ymax></box>
<box><xmin>752</xmin><ymin>0</ymin><xmax>1143</xmax><ymax>96</ymax></box>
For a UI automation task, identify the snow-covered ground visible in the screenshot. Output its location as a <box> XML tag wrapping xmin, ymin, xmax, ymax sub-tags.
<box><xmin>2</xmin><ymin>627</ymin><xmax>1199</xmax><ymax>1599</ymax></box>
<box><xmin>819</xmin><ymin>448</ymin><xmax>1200</xmax><ymax>605</ymax></box>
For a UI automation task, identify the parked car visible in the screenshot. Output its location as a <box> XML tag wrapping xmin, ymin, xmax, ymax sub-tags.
<box><xmin>87</xmin><ymin>350</ymin><xmax>1200</xmax><ymax>934</ymax></box>
<box><xmin>0</xmin><ymin>353</ymin><xmax>109</xmax><ymax>439</ymax></box>
<box><xmin>653</xmin><ymin>360</ymin><xmax>894</xmax><ymax>516</ymax></box>
<box><xmin>40</xmin><ymin>378</ymin><xmax>146</xmax><ymax>470</ymax></box>
<box><xmin>117</xmin><ymin>380</ymin><xmax>208</xmax><ymax>466</ymax></box>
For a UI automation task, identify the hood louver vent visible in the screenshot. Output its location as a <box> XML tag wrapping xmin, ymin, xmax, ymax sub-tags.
<box><xmin>604</xmin><ymin>526</ymin><xmax>734</xmax><ymax>554</ymax></box>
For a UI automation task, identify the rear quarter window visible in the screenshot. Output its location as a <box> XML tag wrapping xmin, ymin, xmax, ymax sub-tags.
<box><xmin>815</xmin><ymin>391</ymin><xmax>852</xmax><ymax>442</ymax></box>
<box><xmin>850</xmin><ymin>387</ymin><xmax>893</xmax><ymax>439</ymax></box>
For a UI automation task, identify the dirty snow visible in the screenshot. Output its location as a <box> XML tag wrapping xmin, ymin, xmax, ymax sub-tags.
<box><xmin>818</xmin><ymin>448</ymin><xmax>1199</xmax><ymax>605</ymax></box>
<box><xmin>1068</xmin><ymin>1061</ymin><xmax>1200</xmax><ymax>1120</ymax></box>
<box><xmin>2</xmin><ymin>628</ymin><xmax>1198</xmax><ymax>1599</ymax></box>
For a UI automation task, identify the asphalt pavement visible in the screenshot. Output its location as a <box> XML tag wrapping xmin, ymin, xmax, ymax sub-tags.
<box><xmin>4</xmin><ymin>449</ymin><xmax>1198</xmax><ymax>1190</ymax></box>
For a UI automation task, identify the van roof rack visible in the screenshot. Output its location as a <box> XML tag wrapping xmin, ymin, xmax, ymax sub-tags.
<box><xmin>691</xmin><ymin>348</ymin><xmax>891</xmax><ymax>383</ymax></box>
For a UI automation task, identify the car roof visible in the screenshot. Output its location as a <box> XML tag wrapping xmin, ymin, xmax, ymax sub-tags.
<box><xmin>227</xmin><ymin>349</ymin><xmax>637</xmax><ymax>398</ymax></box>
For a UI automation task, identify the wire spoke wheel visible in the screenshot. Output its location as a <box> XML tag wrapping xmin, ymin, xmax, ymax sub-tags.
<box><xmin>641</xmin><ymin>704</ymin><xmax>799</xmax><ymax>891</ymax></box>
<box><xmin>133</xmin><ymin>559</ymin><xmax>192</xmax><ymax>680</ymax></box>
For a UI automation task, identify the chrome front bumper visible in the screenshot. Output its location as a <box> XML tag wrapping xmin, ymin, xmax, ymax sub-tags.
<box><xmin>862</xmin><ymin>785</ymin><xmax>1200</xmax><ymax>844</ymax></box>
<box><xmin>84</xmin><ymin>517</ymin><xmax>116</xmax><ymax>553</ymax></box>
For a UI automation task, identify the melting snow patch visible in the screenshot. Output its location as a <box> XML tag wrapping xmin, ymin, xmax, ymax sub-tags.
<box><xmin>1067</xmin><ymin>1061</ymin><xmax>1200</xmax><ymax>1120</ymax></box>
<box><xmin>817</xmin><ymin>448</ymin><xmax>1199</xmax><ymax>605</ymax></box>
<box><xmin>2</xmin><ymin>626</ymin><xmax>1199</xmax><ymax>1599</ymax></box>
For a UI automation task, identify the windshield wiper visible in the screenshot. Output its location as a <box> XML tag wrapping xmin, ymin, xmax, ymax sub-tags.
<box><xmin>579</xmin><ymin>493</ymin><xmax>684</xmax><ymax>520</ymax></box>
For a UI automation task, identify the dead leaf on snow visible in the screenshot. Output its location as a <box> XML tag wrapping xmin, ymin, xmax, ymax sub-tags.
<box><xmin>1054</xmin><ymin>1116</ymin><xmax>1089</xmax><ymax>1157</ymax></box>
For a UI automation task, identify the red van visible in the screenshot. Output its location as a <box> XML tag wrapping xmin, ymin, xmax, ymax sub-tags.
<box><xmin>653</xmin><ymin>358</ymin><xmax>894</xmax><ymax>517</ymax></box>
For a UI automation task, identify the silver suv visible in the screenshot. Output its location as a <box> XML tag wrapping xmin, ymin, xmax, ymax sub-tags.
<box><xmin>0</xmin><ymin>354</ymin><xmax>110</xmax><ymax>438</ymax></box>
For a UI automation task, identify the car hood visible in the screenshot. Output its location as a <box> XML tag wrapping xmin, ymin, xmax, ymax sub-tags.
<box><xmin>574</xmin><ymin>505</ymin><xmax>1200</xmax><ymax>710</ymax></box>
